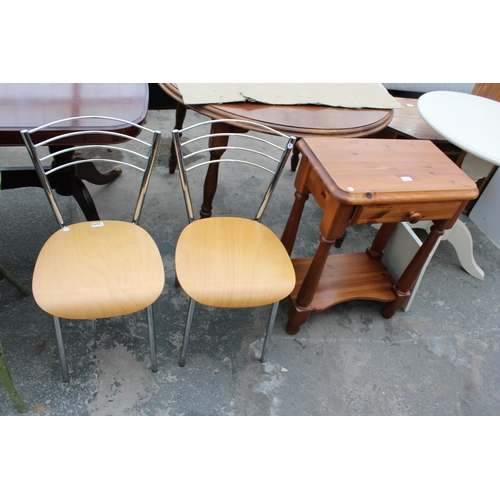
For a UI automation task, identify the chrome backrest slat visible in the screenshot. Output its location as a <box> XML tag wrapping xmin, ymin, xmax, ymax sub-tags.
<box><xmin>21</xmin><ymin>116</ymin><xmax>161</xmax><ymax>228</ymax></box>
<box><xmin>172</xmin><ymin>118</ymin><xmax>296</xmax><ymax>224</ymax></box>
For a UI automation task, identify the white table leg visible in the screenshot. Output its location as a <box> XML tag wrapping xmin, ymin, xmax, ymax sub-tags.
<box><xmin>441</xmin><ymin>219</ymin><xmax>485</xmax><ymax>280</ymax></box>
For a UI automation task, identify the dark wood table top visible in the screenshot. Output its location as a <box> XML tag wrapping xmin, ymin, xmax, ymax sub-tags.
<box><xmin>387</xmin><ymin>97</ymin><xmax>445</xmax><ymax>141</ymax></box>
<box><xmin>159</xmin><ymin>83</ymin><xmax>394</xmax><ymax>137</ymax></box>
<box><xmin>0</xmin><ymin>83</ymin><xmax>149</xmax><ymax>146</ymax></box>
<box><xmin>0</xmin><ymin>83</ymin><xmax>150</xmax><ymax>221</ymax></box>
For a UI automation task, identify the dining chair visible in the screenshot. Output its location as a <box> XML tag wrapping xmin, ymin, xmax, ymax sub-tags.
<box><xmin>21</xmin><ymin>116</ymin><xmax>165</xmax><ymax>382</ymax></box>
<box><xmin>172</xmin><ymin>119</ymin><xmax>296</xmax><ymax>366</ymax></box>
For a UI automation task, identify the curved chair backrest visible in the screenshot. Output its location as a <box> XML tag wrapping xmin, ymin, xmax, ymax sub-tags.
<box><xmin>21</xmin><ymin>115</ymin><xmax>161</xmax><ymax>228</ymax></box>
<box><xmin>172</xmin><ymin>119</ymin><xmax>296</xmax><ymax>223</ymax></box>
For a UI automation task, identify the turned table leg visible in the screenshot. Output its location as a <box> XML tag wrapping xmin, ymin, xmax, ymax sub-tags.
<box><xmin>285</xmin><ymin>196</ymin><xmax>353</xmax><ymax>334</ymax></box>
<box><xmin>290</xmin><ymin>143</ymin><xmax>301</xmax><ymax>172</ymax></box>
<box><xmin>382</xmin><ymin>220</ymin><xmax>446</xmax><ymax>318</ymax></box>
<box><xmin>286</xmin><ymin>233</ymin><xmax>336</xmax><ymax>334</ymax></box>
<box><xmin>281</xmin><ymin>190</ymin><xmax>310</xmax><ymax>256</ymax></box>
<box><xmin>199</xmin><ymin>122</ymin><xmax>244</xmax><ymax>218</ymax></box>
<box><xmin>168</xmin><ymin>102</ymin><xmax>187</xmax><ymax>174</ymax></box>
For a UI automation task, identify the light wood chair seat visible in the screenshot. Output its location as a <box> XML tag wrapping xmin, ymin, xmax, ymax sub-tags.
<box><xmin>176</xmin><ymin>217</ymin><xmax>295</xmax><ymax>309</ymax></box>
<box><xmin>33</xmin><ymin>221</ymin><xmax>165</xmax><ymax>320</ymax></box>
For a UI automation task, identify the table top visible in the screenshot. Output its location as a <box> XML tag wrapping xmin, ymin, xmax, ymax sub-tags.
<box><xmin>159</xmin><ymin>83</ymin><xmax>394</xmax><ymax>138</ymax></box>
<box><xmin>0</xmin><ymin>83</ymin><xmax>149</xmax><ymax>146</ymax></box>
<box><xmin>387</xmin><ymin>97</ymin><xmax>445</xmax><ymax>141</ymax></box>
<box><xmin>296</xmin><ymin>137</ymin><xmax>479</xmax><ymax>205</ymax></box>
<box><xmin>418</xmin><ymin>91</ymin><xmax>500</xmax><ymax>165</ymax></box>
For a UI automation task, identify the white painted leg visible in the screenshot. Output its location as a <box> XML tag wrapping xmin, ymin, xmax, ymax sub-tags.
<box><xmin>441</xmin><ymin>219</ymin><xmax>485</xmax><ymax>280</ymax></box>
<box><xmin>408</xmin><ymin>219</ymin><xmax>484</xmax><ymax>280</ymax></box>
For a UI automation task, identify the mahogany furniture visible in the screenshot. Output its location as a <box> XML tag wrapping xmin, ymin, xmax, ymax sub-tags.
<box><xmin>159</xmin><ymin>83</ymin><xmax>394</xmax><ymax>218</ymax></box>
<box><xmin>281</xmin><ymin>137</ymin><xmax>478</xmax><ymax>334</ymax></box>
<box><xmin>0</xmin><ymin>83</ymin><xmax>149</xmax><ymax>221</ymax></box>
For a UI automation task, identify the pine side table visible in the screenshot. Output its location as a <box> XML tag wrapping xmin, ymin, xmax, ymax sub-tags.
<box><xmin>281</xmin><ymin>137</ymin><xmax>479</xmax><ymax>334</ymax></box>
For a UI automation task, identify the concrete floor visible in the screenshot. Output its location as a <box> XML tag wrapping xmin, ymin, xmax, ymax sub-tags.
<box><xmin>2</xmin><ymin>107</ymin><xmax>500</xmax><ymax>416</ymax></box>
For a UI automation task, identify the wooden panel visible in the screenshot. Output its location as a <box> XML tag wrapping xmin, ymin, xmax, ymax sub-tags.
<box><xmin>350</xmin><ymin>200</ymin><xmax>462</xmax><ymax>225</ymax></box>
<box><xmin>472</xmin><ymin>83</ymin><xmax>500</xmax><ymax>102</ymax></box>
<box><xmin>386</xmin><ymin>97</ymin><xmax>445</xmax><ymax>141</ymax></box>
<box><xmin>290</xmin><ymin>253</ymin><xmax>397</xmax><ymax>312</ymax></box>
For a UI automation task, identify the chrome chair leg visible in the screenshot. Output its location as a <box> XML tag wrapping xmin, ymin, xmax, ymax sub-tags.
<box><xmin>260</xmin><ymin>301</ymin><xmax>280</xmax><ymax>363</ymax></box>
<box><xmin>179</xmin><ymin>298</ymin><xmax>196</xmax><ymax>367</ymax></box>
<box><xmin>53</xmin><ymin>316</ymin><xmax>69</xmax><ymax>382</ymax></box>
<box><xmin>147</xmin><ymin>304</ymin><xmax>158</xmax><ymax>372</ymax></box>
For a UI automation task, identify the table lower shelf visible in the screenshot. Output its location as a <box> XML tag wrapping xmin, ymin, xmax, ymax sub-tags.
<box><xmin>290</xmin><ymin>252</ymin><xmax>397</xmax><ymax>313</ymax></box>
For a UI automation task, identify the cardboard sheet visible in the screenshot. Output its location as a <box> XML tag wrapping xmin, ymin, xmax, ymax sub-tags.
<box><xmin>177</xmin><ymin>83</ymin><xmax>403</xmax><ymax>109</ymax></box>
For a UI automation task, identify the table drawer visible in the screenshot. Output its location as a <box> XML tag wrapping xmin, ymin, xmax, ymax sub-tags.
<box><xmin>350</xmin><ymin>201</ymin><xmax>462</xmax><ymax>225</ymax></box>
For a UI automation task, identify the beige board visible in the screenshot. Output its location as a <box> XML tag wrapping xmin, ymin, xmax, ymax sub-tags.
<box><xmin>177</xmin><ymin>83</ymin><xmax>403</xmax><ymax>109</ymax></box>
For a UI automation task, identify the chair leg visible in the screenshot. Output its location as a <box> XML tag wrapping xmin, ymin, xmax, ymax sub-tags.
<box><xmin>179</xmin><ymin>298</ymin><xmax>196</xmax><ymax>367</ymax></box>
<box><xmin>53</xmin><ymin>316</ymin><xmax>69</xmax><ymax>382</ymax></box>
<box><xmin>147</xmin><ymin>304</ymin><xmax>158</xmax><ymax>372</ymax></box>
<box><xmin>260</xmin><ymin>301</ymin><xmax>280</xmax><ymax>363</ymax></box>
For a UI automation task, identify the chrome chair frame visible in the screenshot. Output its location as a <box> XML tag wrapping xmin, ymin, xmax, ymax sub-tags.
<box><xmin>172</xmin><ymin>119</ymin><xmax>296</xmax><ymax>366</ymax></box>
<box><xmin>21</xmin><ymin>116</ymin><xmax>162</xmax><ymax>381</ymax></box>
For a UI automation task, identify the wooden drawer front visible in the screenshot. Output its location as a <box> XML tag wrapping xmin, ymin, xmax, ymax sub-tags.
<box><xmin>351</xmin><ymin>201</ymin><xmax>462</xmax><ymax>225</ymax></box>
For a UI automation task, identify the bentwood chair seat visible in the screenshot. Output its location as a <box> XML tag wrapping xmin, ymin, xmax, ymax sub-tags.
<box><xmin>172</xmin><ymin>119</ymin><xmax>296</xmax><ymax>367</ymax></box>
<box><xmin>21</xmin><ymin>116</ymin><xmax>164</xmax><ymax>382</ymax></box>
<box><xmin>33</xmin><ymin>220</ymin><xmax>164</xmax><ymax>320</ymax></box>
<box><xmin>176</xmin><ymin>217</ymin><xmax>295</xmax><ymax>309</ymax></box>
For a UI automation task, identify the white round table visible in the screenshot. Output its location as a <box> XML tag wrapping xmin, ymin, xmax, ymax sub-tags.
<box><xmin>418</xmin><ymin>91</ymin><xmax>500</xmax><ymax>165</ymax></box>
<box><xmin>415</xmin><ymin>90</ymin><xmax>500</xmax><ymax>278</ymax></box>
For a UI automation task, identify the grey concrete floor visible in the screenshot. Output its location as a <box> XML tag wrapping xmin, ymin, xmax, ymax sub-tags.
<box><xmin>2</xmin><ymin>108</ymin><xmax>500</xmax><ymax>416</ymax></box>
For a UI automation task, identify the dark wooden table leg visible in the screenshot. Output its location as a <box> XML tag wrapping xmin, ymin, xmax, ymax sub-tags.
<box><xmin>366</xmin><ymin>222</ymin><xmax>396</xmax><ymax>259</ymax></box>
<box><xmin>199</xmin><ymin>122</ymin><xmax>244</xmax><ymax>218</ymax></box>
<box><xmin>168</xmin><ymin>102</ymin><xmax>187</xmax><ymax>174</ymax></box>
<box><xmin>285</xmin><ymin>201</ymin><xmax>353</xmax><ymax>335</ymax></box>
<box><xmin>76</xmin><ymin>160</ymin><xmax>121</xmax><ymax>185</ymax></box>
<box><xmin>68</xmin><ymin>174</ymin><xmax>100</xmax><ymax>221</ymax></box>
<box><xmin>49</xmin><ymin>146</ymin><xmax>101</xmax><ymax>221</ymax></box>
<box><xmin>286</xmin><ymin>233</ymin><xmax>336</xmax><ymax>334</ymax></box>
<box><xmin>281</xmin><ymin>189</ymin><xmax>310</xmax><ymax>256</ymax></box>
<box><xmin>382</xmin><ymin>220</ymin><xmax>446</xmax><ymax>318</ymax></box>
<box><xmin>290</xmin><ymin>143</ymin><xmax>301</xmax><ymax>172</ymax></box>
<box><xmin>50</xmin><ymin>145</ymin><xmax>122</xmax><ymax>186</ymax></box>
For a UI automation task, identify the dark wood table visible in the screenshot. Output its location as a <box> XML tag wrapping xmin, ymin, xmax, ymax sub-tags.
<box><xmin>0</xmin><ymin>83</ymin><xmax>149</xmax><ymax>220</ymax></box>
<box><xmin>159</xmin><ymin>83</ymin><xmax>394</xmax><ymax>218</ymax></box>
<box><xmin>281</xmin><ymin>137</ymin><xmax>479</xmax><ymax>334</ymax></box>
